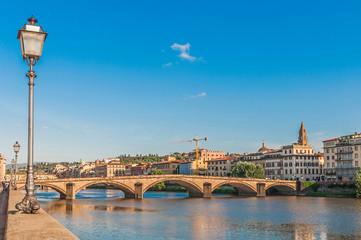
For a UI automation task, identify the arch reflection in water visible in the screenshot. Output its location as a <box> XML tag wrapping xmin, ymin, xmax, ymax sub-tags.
<box><xmin>37</xmin><ymin>191</ymin><xmax>361</xmax><ymax>240</ymax></box>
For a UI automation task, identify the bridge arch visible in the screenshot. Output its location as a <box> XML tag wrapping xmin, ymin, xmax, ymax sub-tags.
<box><xmin>18</xmin><ymin>183</ymin><xmax>67</xmax><ymax>198</ymax></box>
<box><xmin>143</xmin><ymin>178</ymin><xmax>204</xmax><ymax>197</ymax></box>
<box><xmin>211</xmin><ymin>181</ymin><xmax>257</xmax><ymax>196</ymax></box>
<box><xmin>74</xmin><ymin>181</ymin><xmax>136</xmax><ymax>198</ymax></box>
<box><xmin>265</xmin><ymin>183</ymin><xmax>297</xmax><ymax>195</ymax></box>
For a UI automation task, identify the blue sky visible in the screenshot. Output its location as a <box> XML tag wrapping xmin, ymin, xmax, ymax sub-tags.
<box><xmin>1</xmin><ymin>1</ymin><xmax>361</xmax><ymax>163</ymax></box>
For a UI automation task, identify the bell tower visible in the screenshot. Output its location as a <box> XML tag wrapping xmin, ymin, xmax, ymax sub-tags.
<box><xmin>298</xmin><ymin>121</ymin><xmax>308</xmax><ymax>146</ymax></box>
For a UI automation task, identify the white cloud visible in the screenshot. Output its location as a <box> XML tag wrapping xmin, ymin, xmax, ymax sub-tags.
<box><xmin>16</xmin><ymin>124</ymin><xmax>21</xmax><ymax>127</ymax></box>
<box><xmin>190</xmin><ymin>92</ymin><xmax>207</xmax><ymax>98</ymax></box>
<box><xmin>171</xmin><ymin>43</ymin><xmax>197</xmax><ymax>62</ymax></box>
<box><xmin>162</xmin><ymin>62</ymin><xmax>173</xmax><ymax>68</ymax></box>
<box><xmin>41</xmin><ymin>126</ymin><xmax>49</xmax><ymax>129</ymax></box>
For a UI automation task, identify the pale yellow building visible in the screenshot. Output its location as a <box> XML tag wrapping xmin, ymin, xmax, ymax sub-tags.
<box><xmin>151</xmin><ymin>160</ymin><xmax>183</xmax><ymax>174</ymax></box>
<box><xmin>206</xmin><ymin>156</ymin><xmax>234</xmax><ymax>177</ymax></box>
<box><xmin>0</xmin><ymin>154</ymin><xmax>6</xmax><ymax>181</ymax></box>
<box><xmin>95</xmin><ymin>163</ymin><xmax>132</xmax><ymax>177</ymax></box>
<box><xmin>188</xmin><ymin>149</ymin><xmax>226</xmax><ymax>175</ymax></box>
<box><xmin>323</xmin><ymin>132</ymin><xmax>361</xmax><ymax>181</ymax></box>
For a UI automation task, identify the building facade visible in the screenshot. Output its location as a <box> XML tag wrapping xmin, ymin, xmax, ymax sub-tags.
<box><xmin>179</xmin><ymin>162</ymin><xmax>193</xmax><ymax>175</ymax></box>
<box><xmin>206</xmin><ymin>156</ymin><xmax>234</xmax><ymax>177</ymax></box>
<box><xmin>187</xmin><ymin>149</ymin><xmax>226</xmax><ymax>174</ymax></box>
<box><xmin>151</xmin><ymin>160</ymin><xmax>183</xmax><ymax>174</ymax></box>
<box><xmin>0</xmin><ymin>154</ymin><xmax>6</xmax><ymax>181</ymax></box>
<box><xmin>241</xmin><ymin>142</ymin><xmax>283</xmax><ymax>179</ymax></box>
<box><xmin>242</xmin><ymin>122</ymin><xmax>324</xmax><ymax>181</ymax></box>
<box><xmin>95</xmin><ymin>163</ymin><xmax>132</xmax><ymax>177</ymax></box>
<box><xmin>131</xmin><ymin>163</ymin><xmax>151</xmax><ymax>175</ymax></box>
<box><xmin>323</xmin><ymin>132</ymin><xmax>361</xmax><ymax>181</ymax></box>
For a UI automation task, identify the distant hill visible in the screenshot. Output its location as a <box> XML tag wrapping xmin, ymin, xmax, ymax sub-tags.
<box><xmin>6</xmin><ymin>163</ymin><xmax>27</xmax><ymax>170</ymax></box>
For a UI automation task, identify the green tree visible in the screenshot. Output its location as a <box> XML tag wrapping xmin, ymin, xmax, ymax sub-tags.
<box><xmin>149</xmin><ymin>169</ymin><xmax>166</xmax><ymax>191</ymax></box>
<box><xmin>151</xmin><ymin>169</ymin><xmax>165</xmax><ymax>175</ymax></box>
<box><xmin>356</xmin><ymin>170</ymin><xmax>361</xmax><ymax>198</ymax></box>
<box><xmin>231</xmin><ymin>162</ymin><xmax>264</xmax><ymax>179</ymax></box>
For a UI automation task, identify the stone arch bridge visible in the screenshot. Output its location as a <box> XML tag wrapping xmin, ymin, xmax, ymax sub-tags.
<box><xmin>17</xmin><ymin>175</ymin><xmax>299</xmax><ymax>200</ymax></box>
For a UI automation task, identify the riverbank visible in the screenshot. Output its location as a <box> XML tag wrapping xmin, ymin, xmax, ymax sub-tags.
<box><xmin>301</xmin><ymin>182</ymin><xmax>358</xmax><ymax>198</ymax></box>
<box><xmin>6</xmin><ymin>190</ymin><xmax>79</xmax><ymax>240</ymax></box>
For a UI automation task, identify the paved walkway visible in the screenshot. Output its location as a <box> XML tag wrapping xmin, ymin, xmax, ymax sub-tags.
<box><xmin>0</xmin><ymin>189</ymin><xmax>9</xmax><ymax>240</ymax></box>
<box><xmin>6</xmin><ymin>190</ymin><xmax>78</xmax><ymax>240</ymax></box>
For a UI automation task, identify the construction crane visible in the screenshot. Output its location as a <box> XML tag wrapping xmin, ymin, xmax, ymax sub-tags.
<box><xmin>169</xmin><ymin>136</ymin><xmax>208</xmax><ymax>173</ymax></box>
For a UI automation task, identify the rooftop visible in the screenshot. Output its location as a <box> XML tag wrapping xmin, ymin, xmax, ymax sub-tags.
<box><xmin>206</xmin><ymin>156</ymin><xmax>233</xmax><ymax>162</ymax></box>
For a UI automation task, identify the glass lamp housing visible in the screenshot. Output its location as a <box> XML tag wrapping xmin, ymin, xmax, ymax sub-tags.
<box><xmin>13</xmin><ymin>141</ymin><xmax>20</xmax><ymax>153</ymax></box>
<box><xmin>17</xmin><ymin>22</ymin><xmax>47</xmax><ymax>60</ymax></box>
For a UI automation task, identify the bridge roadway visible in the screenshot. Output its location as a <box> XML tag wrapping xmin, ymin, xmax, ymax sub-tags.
<box><xmin>17</xmin><ymin>175</ymin><xmax>299</xmax><ymax>200</ymax></box>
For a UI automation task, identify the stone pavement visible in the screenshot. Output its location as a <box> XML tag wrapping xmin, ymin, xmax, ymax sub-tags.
<box><xmin>6</xmin><ymin>190</ymin><xmax>78</xmax><ymax>240</ymax></box>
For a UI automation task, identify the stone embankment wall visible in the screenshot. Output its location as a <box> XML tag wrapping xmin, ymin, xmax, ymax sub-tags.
<box><xmin>300</xmin><ymin>182</ymin><xmax>356</xmax><ymax>197</ymax></box>
<box><xmin>317</xmin><ymin>184</ymin><xmax>355</xmax><ymax>193</ymax></box>
<box><xmin>6</xmin><ymin>190</ymin><xmax>79</xmax><ymax>240</ymax></box>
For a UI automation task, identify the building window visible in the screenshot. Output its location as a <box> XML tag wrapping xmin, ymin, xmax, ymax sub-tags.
<box><xmin>356</xmin><ymin>154</ymin><xmax>358</xmax><ymax>159</ymax></box>
<box><xmin>327</xmin><ymin>149</ymin><xmax>329</xmax><ymax>153</ymax></box>
<box><xmin>356</xmin><ymin>161</ymin><xmax>359</xmax><ymax>167</ymax></box>
<box><xmin>327</xmin><ymin>156</ymin><xmax>330</xmax><ymax>160</ymax></box>
<box><xmin>285</xmin><ymin>169</ymin><xmax>288</xmax><ymax>174</ymax></box>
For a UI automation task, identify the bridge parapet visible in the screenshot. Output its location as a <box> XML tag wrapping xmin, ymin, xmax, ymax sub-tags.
<box><xmin>17</xmin><ymin>175</ymin><xmax>297</xmax><ymax>199</ymax></box>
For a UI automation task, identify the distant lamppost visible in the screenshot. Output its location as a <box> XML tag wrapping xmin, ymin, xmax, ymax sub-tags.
<box><xmin>10</xmin><ymin>159</ymin><xmax>15</xmax><ymax>188</ymax></box>
<box><xmin>13</xmin><ymin>141</ymin><xmax>20</xmax><ymax>190</ymax></box>
<box><xmin>15</xmin><ymin>16</ymin><xmax>47</xmax><ymax>214</ymax></box>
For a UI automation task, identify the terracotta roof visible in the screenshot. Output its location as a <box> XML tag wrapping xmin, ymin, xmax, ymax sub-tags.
<box><xmin>264</xmin><ymin>149</ymin><xmax>281</xmax><ymax>154</ymax></box>
<box><xmin>314</xmin><ymin>153</ymin><xmax>324</xmax><ymax>157</ymax></box>
<box><xmin>206</xmin><ymin>156</ymin><xmax>233</xmax><ymax>162</ymax></box>
<box><xmin>323</xmin><ymin>138</ymin><xmax>338</xmax><ymax>142</ymax></box>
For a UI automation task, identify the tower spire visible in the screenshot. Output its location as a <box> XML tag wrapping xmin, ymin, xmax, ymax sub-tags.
<box><xmin>298</xmin><ymin>121</ymin><xmax>308</xmax><ymax>146</ymax></box>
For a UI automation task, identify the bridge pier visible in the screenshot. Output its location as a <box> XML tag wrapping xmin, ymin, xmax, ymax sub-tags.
<box><xmin>66</xmin><ymin>183</ymin><xmax>76</xmax><ymax>200</ymax></box>
<box><xmin>203</xmin><ymin>183</ymin><xmax>212</xmax><ymax>198</ymax></box>
<box><xmin>134</xmin><ymin>183</ymin><xmax>143</xmax><ymax>199</ymax></box>
<box><xmin>256</xmin><ymin>183</ymin><xmax>266</xmax><ymax>197</ymax></box>
<box><xmin>60</xmin><ymin>193</ymin><xmax>66</xmax><ymax>199</ymax></box>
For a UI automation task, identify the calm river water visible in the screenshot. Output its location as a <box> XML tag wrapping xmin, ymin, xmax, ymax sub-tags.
<box><xmin>35</xmin><ymin>189</ymin><xmax>361</xmax><ymax>240</ymax></box>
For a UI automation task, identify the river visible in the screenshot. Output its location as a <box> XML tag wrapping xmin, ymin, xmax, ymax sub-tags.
<box><xmin>35</xmin><ymin>189</ymin><xmax>361</xmax><ymax>240</ymax></box>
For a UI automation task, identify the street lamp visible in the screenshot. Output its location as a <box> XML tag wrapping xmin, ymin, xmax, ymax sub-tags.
<box><xmin>13</xmin><ymin>141</ymin><xmax>20</xmax><ymax>190</ymax></box>
<box><xmin>10</xmin><ymin>159</ymin><xmax>15</xmax><ymax>189</ymax></box>
<box><xmin>15</xmin><ymin>16</ymin><xmax>47</xmax><ymax>214</ymax></box>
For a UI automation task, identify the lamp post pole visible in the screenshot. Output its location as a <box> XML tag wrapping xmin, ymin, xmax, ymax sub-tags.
<box><xmin>15</xmin><ymin>56</ymin><xmax>40</xmax><ymax>213</ymax></box>
<box><xmin>10</xmin><ymin>159</ymin><xmax>15</xmax><ymax>189</ymax></box>
<box><xmin>15</xmin><ymin>16</ymin><xmax>47</xmax><ymax>214</ymax></box>
<box><xmin>13</xmin><ymin>141</ymin><xmax>20</xmax><ymax>190</ymax></box>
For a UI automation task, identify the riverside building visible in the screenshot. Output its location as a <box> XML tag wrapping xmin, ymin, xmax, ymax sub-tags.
<box><xmin>323</xmin><ymin>132</ymin><xmax>361</xmax><ymax>181</ymax></box>
<box><xmin>206</xmin><ymin>156</ymin><xmax>234</xmax><ymax>177</ymax></box>
<box><xmin>187</xmin><ymin>149</ymin><xmax>226</xmax><ymax>175</ymax></box>
<box><xmin>242</xmin><ymin>122</ymin><xmax>324</xmax><ymax>181</ymax></box>
<box><xmin>0</xmin><ymin>154</ymin><xmax>6</xmax><ymax>181</ymax></box>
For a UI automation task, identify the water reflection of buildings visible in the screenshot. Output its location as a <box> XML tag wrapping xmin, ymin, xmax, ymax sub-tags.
<box><xmin>45</xmin><ymin>201</ymin><xmax>154</xmax><ymax>215</ymax></box>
